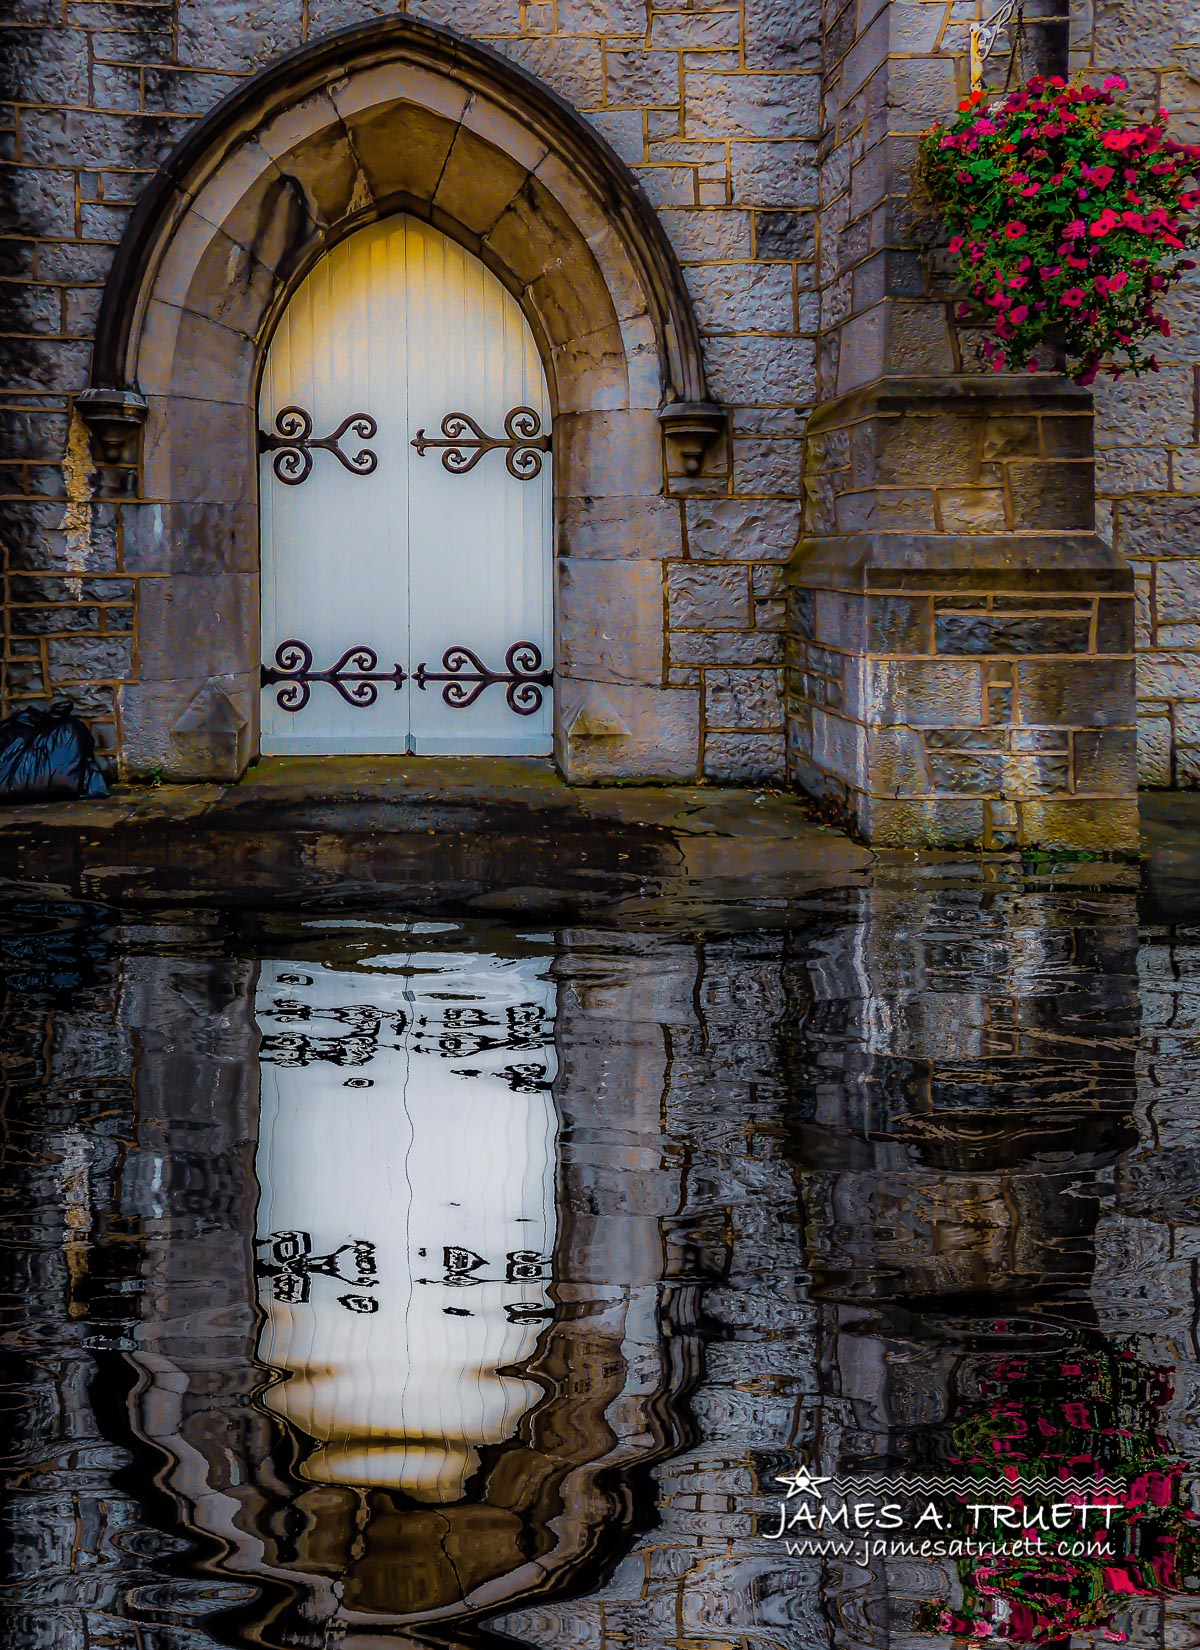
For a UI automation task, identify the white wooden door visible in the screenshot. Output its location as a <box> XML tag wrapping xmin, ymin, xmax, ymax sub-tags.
<box><xmin>259</xmin><ymin>216</ymin><xmax>553</xmax><ymax>756</ymax></box>
<box><xmin>254</xmin><ymin>947</ymin><xmax>558</xmax><ymax>1502</ymax></box>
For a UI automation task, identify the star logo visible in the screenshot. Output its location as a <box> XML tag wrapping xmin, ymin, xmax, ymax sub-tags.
<box><xmin>775</xmin><ymin>1464</ymin><xmax>832</xmax><ymax>1499</ymax></box>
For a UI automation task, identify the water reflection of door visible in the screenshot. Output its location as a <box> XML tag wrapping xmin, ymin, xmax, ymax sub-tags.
<box><xmin>254</xmin><ymin>947</ymin><xmax>558</xmax><ymax>1503</ymax></box>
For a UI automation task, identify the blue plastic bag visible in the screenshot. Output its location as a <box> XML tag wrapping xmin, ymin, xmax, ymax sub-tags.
<box><xmin>0</xmin><ymin>700</ymin><xmax>108</xmax><ymax>801</ymax></box>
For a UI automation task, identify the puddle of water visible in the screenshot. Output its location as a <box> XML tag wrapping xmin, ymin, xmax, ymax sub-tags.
<box><xmin>1</xmin><ymin>889</ymin><xmax>1198</xmax><ymax>1649</ymax></box>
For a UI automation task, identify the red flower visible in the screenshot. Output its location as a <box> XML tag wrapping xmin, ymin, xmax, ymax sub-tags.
<box><xmin>1005</xmin><ymin>220</ymin><xmax>1028</xmax><ymax>239</ymax></box>
<box><xmin>1061</xmin><ymin>288</ymin><xmax>1086</xmax><ymax>307</ymax></box>
<box><xmin>948</xmin><ymin>235</ymin><xmax>964</xmax><ymax>253</ymax></box>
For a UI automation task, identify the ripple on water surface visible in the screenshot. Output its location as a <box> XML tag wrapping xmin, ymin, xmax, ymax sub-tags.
<box><xmin>0</xmin><ymin>888</ymin><xmax>1196</xmax><ymax>1649</ymax></box>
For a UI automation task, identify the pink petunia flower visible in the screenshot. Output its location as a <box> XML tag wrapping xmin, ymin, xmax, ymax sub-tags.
<box><xmin>1060</xmin><ymin>288</ymin><xmax>1086</xmax><ymax>307</ymax></box>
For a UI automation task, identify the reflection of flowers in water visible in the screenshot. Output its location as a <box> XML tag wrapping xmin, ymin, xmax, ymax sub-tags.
<box><xmin>924</xmin><ymin>1335</ymin><xmax>1200</xmax><ymax>1643</ymax></box>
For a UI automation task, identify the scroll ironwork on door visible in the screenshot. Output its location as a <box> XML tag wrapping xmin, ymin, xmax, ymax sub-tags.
<box><xmin>410</xmin><ymin>406</ymin><xmax>551</xmax><ymax>480</ymax></box>
<box><xmin>258</xmin><ymin>406</ymin><xmax>378</xmax><ymax>486</ymax></box>
<box><xmin>261</xmin><ymin>640</ymin><xmax>553</xmax><ymax>716</ymax></box>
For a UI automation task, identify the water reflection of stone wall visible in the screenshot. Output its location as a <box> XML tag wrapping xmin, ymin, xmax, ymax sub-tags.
<box><xmin>1094</xmin><ymin>932</ymin><xmax>1200</xmax><ymax>1648</ymax></box>
<box><xmin>785</xmin><ymin>886</ymin><xmax>1142</xmax><ymax>1650</ymax></box>
<box><xmin>500</xmin><ymin>928</ymin><xmax>825</xmax><ymax>1649</ymax></box>
<box><xmin>4</xmin><ymin>892</ymin><xmax>1198</xmax><ymax>1650</ymax></box>
<box><xmin>0</xmin><ymin>914</ymin><xmax>263</xmax><ymax>1649</ymax></box>
<box><xmin>505</xmin><ymin>886</ymin><xmax>1146</xmax><ymax>1650</ymax></box>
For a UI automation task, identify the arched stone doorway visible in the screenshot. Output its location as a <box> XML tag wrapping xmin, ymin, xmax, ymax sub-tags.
<box><xmin>80</xmin><ymin>17</ymin><xmax>721</xmax><ymax>783</ymax></box>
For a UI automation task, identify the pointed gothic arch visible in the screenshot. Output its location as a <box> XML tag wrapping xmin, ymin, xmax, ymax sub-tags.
<box><xmin>80</xmin><ymin>16</ymin><xmax>720</xmax><ymax>781</ymax></box>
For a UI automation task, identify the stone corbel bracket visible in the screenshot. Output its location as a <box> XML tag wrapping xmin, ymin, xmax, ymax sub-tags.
<box><xmin>658</xmin><ymin>401</ymin><xmax>727</xmax><ymax>476</ymax></box>
<box><xmin>76</xmin><ymin>386</ymin><xmax>149</xmax><ymax>489</ymax></box>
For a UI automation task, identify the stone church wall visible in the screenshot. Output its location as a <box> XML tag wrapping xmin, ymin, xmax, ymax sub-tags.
<box><xmin>1070</xmin><ymin>1</ymin><xmax>1200</xmax><ymax>786</ymax></box>
<box><xmin>3</xmin><ymin>0</ymin><xmax>1200</xmax><ymax>798</ymax></box>
<box><xmin>0</xmin><ymin>0</ymin><xmax>824</xmax><ymax>782</ymax></box>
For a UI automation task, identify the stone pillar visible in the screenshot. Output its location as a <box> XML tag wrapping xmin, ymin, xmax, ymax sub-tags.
<box><xmin>788</xmin><ymin>0</ymin><xmax>1139</xmax><ymax>851</ymax></box>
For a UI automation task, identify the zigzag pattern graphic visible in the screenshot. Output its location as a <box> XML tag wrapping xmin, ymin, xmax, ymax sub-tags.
<box><xmin>823</xmin><ymin>1475</ymin><xmax>1128</xmax><ymax>1498</ymax></box>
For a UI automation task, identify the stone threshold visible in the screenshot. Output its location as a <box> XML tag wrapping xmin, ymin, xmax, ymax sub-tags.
<box><xmin>0</xmin><ymin>755</ymin><xmax>874</xmax><ymax>916</ymax></box>
<box><xmin>0</xmin><ymin>757</ymin><xmax>1172</xmax><ymax>917</ymax></box>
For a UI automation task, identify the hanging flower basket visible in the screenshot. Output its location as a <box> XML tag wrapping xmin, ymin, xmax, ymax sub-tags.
<box><xmin>919</xmin><ymin>75</ymin><xmax>1200</xmax><ymax>385</ymax></box>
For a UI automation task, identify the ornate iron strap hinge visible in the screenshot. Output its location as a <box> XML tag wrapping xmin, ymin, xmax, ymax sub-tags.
<box><xmin>414</xmin><ymin>643</ymin><xmax>553</xmax><ymax>715</ymax></box>
<box><xmin>262</xmin><ymin>640</ymin><xmax>553</xmax><ymax>716</ymax></box>
<box><xmin>261</xmin><ymin>642</ymin><xmax>405</xmax><ymax>712</ymax></box>
<box><xmin>411</xmin><ymin>406</ymin><xmax>550</xmax><ymax>480</ymax></box>
<box><xmin>259</xmin><ymin>405</ymin><xmax>378</xmax><ymax>486</ymax></box>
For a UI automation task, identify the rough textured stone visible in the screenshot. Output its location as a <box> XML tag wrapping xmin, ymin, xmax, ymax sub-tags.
<box><xmin>704</xmin><ymin>336</ymin><xmax>817</xmax><ymax>405</ymax></box>
<box><xmin>668</xmin><ymin>564</ymin><xmax>752</xmax><ymax>630</ymax></box>
<box><xmin>702</xmin><ymin>729</ymin><xmax>786</xmax><ymax>779</ymax></box>
<box><xmin>686</xmin><ymin>73</ymin><xmax>820</xmax><ymax>139</ymax></box>
<box><xmin>935</xmin><ymin>614</ymin><xmax>1092</xmax><ymax>657</ymax></box>
<box><xmin>703</xmin><ymin>668</ymin><xmax>783</xmax><ymax>730</ymax></box>
<box><xmin>742</xmin><ymin>0</ymin><xmax>821</xmax><ymax>70</ymax></box>
<box><xmin>1017</xmin><ymin>659</ymin><xmax>1136</xmax><ymax>729</ymax></box>
<box><xmin>605</xmin><ymin>50</ymin><xmax>680</xmax><ymax>108</ymax></box>
<box><xmin>685</xmin><ymin>498</ymin><xmax>800</xmax><ymax>561</ymax></box>
<box><xmin>729</xmin><ymin>141</ymin><xmax>820</xmax><ymax>206</ymax></box>
<box><xmin>558</xmin><ymin>0</ymin><xmax>647</xmax><ymax>32</ymax></box>
<box><xmin>683</xmin><ymin>261</ymin><xmax>795</xmax><ymax>333</ymax></box>
<box><xmin>497</xmin><ymin>37</ymin><xmax>604</xmax><ymax>107</ymax></box>
<box><xmin>659</xmin><ymin>207</ymin><xmax>754</xmax><ymax>263</ymax></box>
<box><xmin>789</xmin><ymin>370</ymin><xmax>1137</xmax><ymax>847</ymax></box>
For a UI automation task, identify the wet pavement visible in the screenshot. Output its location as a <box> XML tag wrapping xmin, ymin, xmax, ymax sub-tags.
<box><xmin>2</xmin><ymin>782</ymin><xmax>1200</xmax><ymax>1648</ymax></box>
<box><xmin>0</xmin><ymin>757</ymin><xmax>871</xmax><ymax>916</ymax></box>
